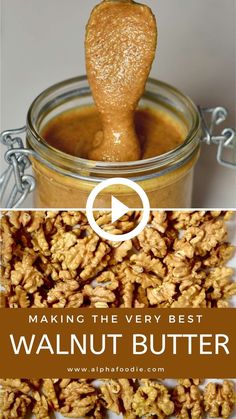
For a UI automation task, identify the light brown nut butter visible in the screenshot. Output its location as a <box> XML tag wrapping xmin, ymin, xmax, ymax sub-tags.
<box><xmin>86</xmin><ymin>0</ymin><xmax>157</xmax><ymax>161</ymax></box>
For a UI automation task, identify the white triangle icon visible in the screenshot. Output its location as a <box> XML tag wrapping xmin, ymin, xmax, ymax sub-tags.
<box><xmin>111</xmin><ymin>196</ymin><xmax>130</xmax><ymax>224</ymax></box>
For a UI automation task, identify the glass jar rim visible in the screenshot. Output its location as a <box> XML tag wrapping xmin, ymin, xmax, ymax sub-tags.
<box><xmin>26</xmin><ymin>76</ymin><xmax>201</xmax><ymax>178</ymax></box>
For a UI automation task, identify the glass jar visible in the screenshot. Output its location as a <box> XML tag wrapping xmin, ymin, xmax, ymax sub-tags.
<box><xmin>25</xmin><ymin>76</ymin><xmax>201</xmax><ymax>208</ymax></box>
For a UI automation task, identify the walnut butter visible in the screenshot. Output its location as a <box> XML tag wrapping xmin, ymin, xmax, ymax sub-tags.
<box><xmin>86</xmin><ymin>0</ymin><xmax>157</xmax><ymax>161</ymax></box>
<box><xmin>26</xmin><ymin>0</ymin><xmax>201</xmax><ymax>208</ymax></box>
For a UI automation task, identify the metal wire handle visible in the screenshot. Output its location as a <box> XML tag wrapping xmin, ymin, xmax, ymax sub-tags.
<box><xmin>198</xmin><ymin>106</ymin><xmax>236</xmax><ymax>169</ymax></box>
<box><xmin>0</xmin><ymin>127</ymin><xmax>35</xmax><ymax>208</ymax></box>
<box><xmin>0</xmin><ymin>106</ymin><xmax>235</xmax><ymax>208</ymax></box>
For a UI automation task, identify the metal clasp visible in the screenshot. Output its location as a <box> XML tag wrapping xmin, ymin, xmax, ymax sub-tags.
<box><xmin>0</xmin><ymin>127</ymin><xmax>36</xmax><ymax>208</ymax></box>
<box><xmin>198</xmin><ymin>106</ymin><xmax>236</xmax><ymax>169</ymax></box>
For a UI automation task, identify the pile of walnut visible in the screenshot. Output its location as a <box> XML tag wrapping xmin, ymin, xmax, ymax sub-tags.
<box><xmin>0</xmin><ymin>378</ymin><xmax>235</xmax><ymax>418</ymax></box>
<box><xmin>1</xmin><ymin>211</ymin><xmax>236</xmax><ymax>418</ymax></box>
<box><xmin>1</xmin><ymin>210</ymin><xmax>236</xmax><ymax>308</ymax></box>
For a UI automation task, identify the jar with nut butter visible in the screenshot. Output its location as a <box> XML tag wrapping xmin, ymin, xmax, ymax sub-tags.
<box><xmin>0</xmin><ymin>76</ymin><xmax>235</xmax><ymax>208</ymax></box>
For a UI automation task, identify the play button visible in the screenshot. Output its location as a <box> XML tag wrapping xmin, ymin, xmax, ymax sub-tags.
<box><xmin>86</xmin><ymin>178</ymin><xmax>150</xmax><ymax>242</ymax></box>
<box><xmin>111</xmin><ymin>196</ymin><xmax>130</xmax><ymax>223</ymax></box>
